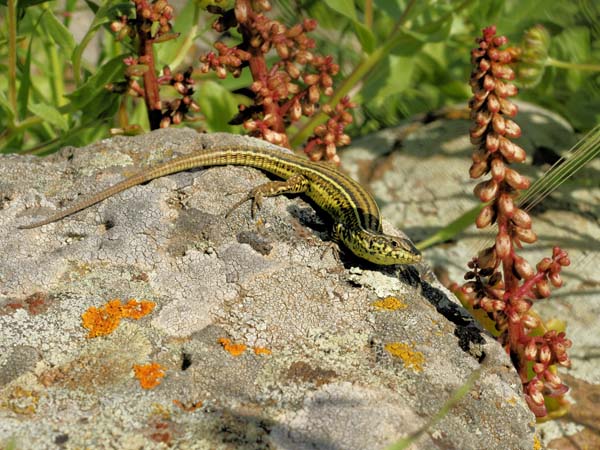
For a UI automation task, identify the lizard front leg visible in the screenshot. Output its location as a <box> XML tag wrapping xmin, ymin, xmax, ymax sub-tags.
<box><xmin>225</xmin><ymin>174</ymin><xmax>310</xmax><ymax>218</ymax></box>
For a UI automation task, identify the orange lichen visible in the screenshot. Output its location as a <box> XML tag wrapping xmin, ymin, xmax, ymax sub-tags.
<box><xmin>121</xmin><ymin>299</ymin><xmax>156</xmax><ymax>319</ymax></box>
<box><xmin>253</xmin><ymin>346</ymin><xmax>272</xmax><ymax>355</ymax></box>
<box><xmin>384</xmin><ymin>342</ymin><xmax>425</xmax><ymax>372</ymax></box>
<box><xmin>172</xmin><ymin>399</ymin><xmax>203</xmax><ymax>412</ymax></box>
<box><xmin>81</xmin><ymin>298</ymin><xmax>156</xmax><ymax>338</ymax></box>
<box><xmin>372</xmin><ymin>296</ymin><xmax>408</xmax><ymax>311</ymax></box>
<box><xmin>133</xmin><ymin>362</ymin><xmax>166</xmax><ymax>389</ymax></box>
<box><xmin>218</xmin><ymin>338</ymin><xmax>247</xmax><ymax>356</ymax></box>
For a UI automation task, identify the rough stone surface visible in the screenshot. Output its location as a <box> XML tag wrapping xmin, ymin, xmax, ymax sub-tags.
<box><xmin>0</xmin><ymin>130</ymin><xmax>536</xmax><ymax>449</ymax></box>
<box><xmin>342</xmin><ymin>103</ymin><xmax>599</xmax><ymax>450</ymax></box>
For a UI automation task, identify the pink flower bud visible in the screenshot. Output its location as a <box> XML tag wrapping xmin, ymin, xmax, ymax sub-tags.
<box><xmin>495</xmin><ymin>232</ymin><xmax>511</xmax><ymax>258</ymax></box>
<box><xmin>492</xmin><ymin>113</ymin><xmax>506</xmax><ymax>134</ymax></box>
<box><xmin>479</xmin><ymin>58</ymin><xmax>491</xmax><ymax>72</ymax></box>
<box><xmin>527</xmin><ymin>380</ymin><xmax>545</xmax><ymax>406</ymax></box>
<box><xmin>511</xmin><ymin>208</ymin><xmax>531</xmax><ymax>229</ymax></box>
<box><xmin>491</xmin><ymin>61</ymin><xmax>515</xmax><ymax>80</ymax></box>
<box><xmin>539</xmin><ymin>345</ymin><xmax>552</xmax><ymax>364</ymax></box>
<box><xmin>483</xmin><ymin>74</ymin><xmax>496</xmax><ymax>91</ymax></box>
<box><xmin>276</xmin><ymin>43</ymin><xmax>289</xmax><ymax>59</ymax></box>
<box><xmin>490</xmin><ymin>157</ymin><xmax>505</xmax><ymax>181</ymax></box>
<box><xmin>485</xmin><ymin>132</ymin><xmax>500</xmax><ymax>152</ymax></box>
<box><xmin>549</xmin><ymin>272</ymin><xmax>563</xmax><ymax>288</ymax></box>
<box><xmin>487</xmin><ymin>93</ymin><xmax>500</xmax><ymax>112</ymax></box>
<box><xmin>337</xmin><ymin>133</ymin><xmax>351</xmax><ymax>146</ymax></box>
<box><xmin>507</xmin><ymin>309</ymin><xmax>521</xmax><ymax>323</ymax></box>
<box><xmin>514</xmin><ymin>256</ymin><xmax>534</xmax><ymax>280</ymax></box>
<box><xmin>303</xmin><ymin>74</ymin><xmax>320</xmax><ymax>85</ymax></box>
<box><xmin>321</xmin><ymin>73</ymin><xmax>333</xmax><ymax>88</ymax></box>
<box><xmin>480</xmin><ymin>297</ymin><xmax>504</xmax><ymax>312</ymax></box>
<box><xmin>290</xmin><ymin>101</ymin><xmax>302</xmax><ymax>121</ymax></box>
<box><xmin>476</xmin><ymin>205</ymin><xmax>495</xmax><ymax>229</ymax></box>
<box><xmin>543</xmin><ymin>370</ymin><xmax>562</xmax><ymax>388</ymax></box>
<box><xmin>558</xmin><ymin>256</ymin><xmax>570</xmax><ymax>267</ymax></box>
<box><xmin>504</xmin><ymin>119</ymin><xmax>521</xmax><ymax>138</ymax></box>
<box><xmin>474</xmin><ymin>179</ymin><xmax>499</xmax><ymax>202</ymax></box>
<box><xmin>286</xmin><ymin>62</ymin><xmax>300</xmax><ymax>79</ymax></box>
<box><xmin>514</xmin><ymin>227</ymin><xmax>537</xmax><ymax>244</ymax></box>
<box><xmin>286</xmin><ymin>24</ymin><xmax>303</xmax><ymax>38</ymax></box>
<box><xmin>498</xmin><ymin>194</ymin><xmax>515</xmax><ymax>217</ymax></box>
<box><xmin>470</xmin><ymin>161</ymin><xmax>489</xmax><ymax>179</ymax></box>
<box><xmin>499</xmin><ymin>138</ymin><xmax>526</xmax><ymax>163</ymax></box>
<box><xmin>216</xmin><ymin>66</ymin><xmax>227</xmax><ymax>79</ymax></box>
<box><xmin>308</xmin><ymin>85</ymin><xmax>320</xmax><ymax>104</ymax></box>
<box><xmin>235</xmin><ymin>0</ymin><xmax>249</xmax><ymax>23</ymax></box>
<box><xmin>470</xmin><ymin>122</ymin><xmax>488</xmax><ymax>140</ymax></box>
<box><xmin>513</xmin><ymin>298</ymin><xmax>532</xmax><ymax>313</ymax></box>
<box><xmin>498</xmin><ymin>99</ymin><xmax>517</xmax><ymax>118</ymax></box>
<box><xmin>535</xmin><ymin>279</ymin><xmax>551</xmax><ymax>298</ymax></box>
<box><xmin>524</xmin><ymin>339</ymin><xmax>538</xmax><ymax>360</ymax></box>
<box><xmin>494</xmin><ymin>79</ymin><xmax>518</xmax><ymax>97</ymax></box>
<box><xmin>474</xmin><ymin>109</ymin><xmax>492</xmax><ymax>126</ymax></box>
<box><xmin>522</xmin><ymin>313</ymin><xmax>539</xmax><ymax>329</ymax></box>
<box><xmin>504</xmin><ymin>168</ymin><xmax>530</xmax><ymax>190</ymax></box>
<box><xmin>536</xmin><ymin>257</ymin><xmax>552</xmax><ymax>272</ymax></box>
<box><xmin>557</xmin><ymin>354</ymin><xmax>571</xmax><ymax>368</ymax></box>
<box><xmin>461</xmin><ymin>282</ymin><xmax>477</xmax><ymax>295</ymax></box>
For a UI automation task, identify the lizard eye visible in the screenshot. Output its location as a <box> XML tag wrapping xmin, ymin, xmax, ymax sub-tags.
<box><xmin>391</xmin><ymin>240</ymin><xmax>399</xmax><ymax>248</ymax></box>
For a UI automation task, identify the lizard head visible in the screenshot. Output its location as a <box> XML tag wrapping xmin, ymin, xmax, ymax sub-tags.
<box><xmin>335</xmin><ymin>224</ymin><xmax>422</xmax><ymax>266</ymax></box>
<box><xmin>364</xmin><ymin>233</ymin><xmax>422</xmax><ymax>265</ymax></box>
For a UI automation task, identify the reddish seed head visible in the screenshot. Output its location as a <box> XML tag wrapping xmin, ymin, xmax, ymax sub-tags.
<box><xmin>524</xmin><ymin>339</ymin><xmax>538</xmax><ymax>360</ymax></box>
<box><xmin>495</xmin><ymin>232</ymin><xmax>511</xmax><ymax>259</ymax></box>
<box><xmin>522</xmin><ymin>313</ymin><xmax>539</xmax><ymax>329</ymax></box>
<box><xmin>476</xmin><ymin>205</ymin><xmax>495</xmax><ymax>229</ymax></box>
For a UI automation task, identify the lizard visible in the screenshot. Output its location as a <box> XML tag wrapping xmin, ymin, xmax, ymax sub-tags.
<box><xmin>18</xmin><ymin>144</ymin><xmax>422</xmax><ymax>265</ymax></box>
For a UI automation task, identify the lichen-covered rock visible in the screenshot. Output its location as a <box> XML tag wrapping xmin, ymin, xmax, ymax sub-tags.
<box><xmin>0</xmin><ymin>129</ymin><xmax>535</xmax><ymax>449</ymax></box>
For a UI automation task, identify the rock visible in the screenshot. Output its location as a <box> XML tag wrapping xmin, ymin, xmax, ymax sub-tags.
<box><xmin>0</xmin><ymin>129</ymin><xmax>535</xmax><ymax>449</ymax></box>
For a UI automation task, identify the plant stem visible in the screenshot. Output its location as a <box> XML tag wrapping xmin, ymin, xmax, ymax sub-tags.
<box><xmin>7</xmin><ymin>0</ymin><xmax>18</xmax><ymax>119</ymax></box>
<box><xmin>547</xmin><ymin>57</ymin><xmax>600</xmax><ymax>72</ymax></box>
<box><xmin>364</xmin><ymin>0</ymin><xmax>373</xmax><ymax>29</ymax></box>
<box><xmin>139</xmin><ymin>35</ymin><xmax>162</xmax><ymax>129</ymax></box>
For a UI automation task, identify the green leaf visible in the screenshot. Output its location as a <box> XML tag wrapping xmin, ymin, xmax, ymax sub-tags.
<box><xmin>66</xmin><ymin>55</ymin><xmax>125</xmax><ymax>109</ymax></box>
<box><xmin>0</xmin><ymin>91</ymin><xmax>15</xmax><ymax>123</ymax></box>
<box><xmin>196</xmin><ymin>81</ymin><xmax>239</xmax><ymax>133</ymax></box>
<box><xmin>373</xmin><ymin>0</ymin><xmax>403</xmax><ymax>18</ymax></box>
<box><xmin>0</xmin><ymin>0</ymin><xmax>50</xmax><ymax>8</ymax></box>
<box><xmin>40</xmin><ymin>8</ymin><xmax>76</xmax><ymax>54</ymax></box>
<box><xmin>323</xmin><ymin>0</ymin><xmax>358</xmax><ymax>21</ymax></box>
<box><xmin>17</xmin><ymin>35</ymin><xmax>34</xmax><ymax>121</ymax></box>
<box><xmin>72</xmin><ymin>1</ymin><xmax>131</xmax><ymax>84</ymax></box>
<box><xmin>323</xmin><ymin>0</ymin><xmax>375</xmax><ymax>53</ymax></box>
<box><xmin>352</xmin><ymin>21</ymin><xmax>375</xmax><ymax>54</ymax></box>
<box><xmin>360</xmin><ymin>54</ymin><xmax>416</xmax><ymax>101</ymax></box>
<box><xmin>29</xmin><ymin>103</ymin><xmax>69</xmax><ymax>130</ymax></box>
<box><xmin>155</xmin><ymin>0</ymin><xmax>200</xmax><ymax>69</ymax></box>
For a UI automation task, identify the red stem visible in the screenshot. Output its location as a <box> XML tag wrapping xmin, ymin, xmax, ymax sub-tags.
<box><xmin>139</xmin><ymin>34</ymin><xmax>162</xmax><ymax>130</ymax></box>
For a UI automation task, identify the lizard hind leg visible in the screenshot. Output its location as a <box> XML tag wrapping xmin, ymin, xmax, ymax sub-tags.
<box><xmin>224</xmin><ymin>174</ymin><xmax>310</xmax><ymax>219</ymax></box>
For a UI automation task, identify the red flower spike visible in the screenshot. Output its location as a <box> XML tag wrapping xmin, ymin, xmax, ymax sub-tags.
<box><xmin>463</xmin><ymin>25</ymin><xmax>572</xmax><ymax>419</ymax></box>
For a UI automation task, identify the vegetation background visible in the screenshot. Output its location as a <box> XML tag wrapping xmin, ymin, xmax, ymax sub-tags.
<box><xmin>0</xmin><ymin>0</ymin><xmax>598</xmax><ymax>155</ymax></box>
